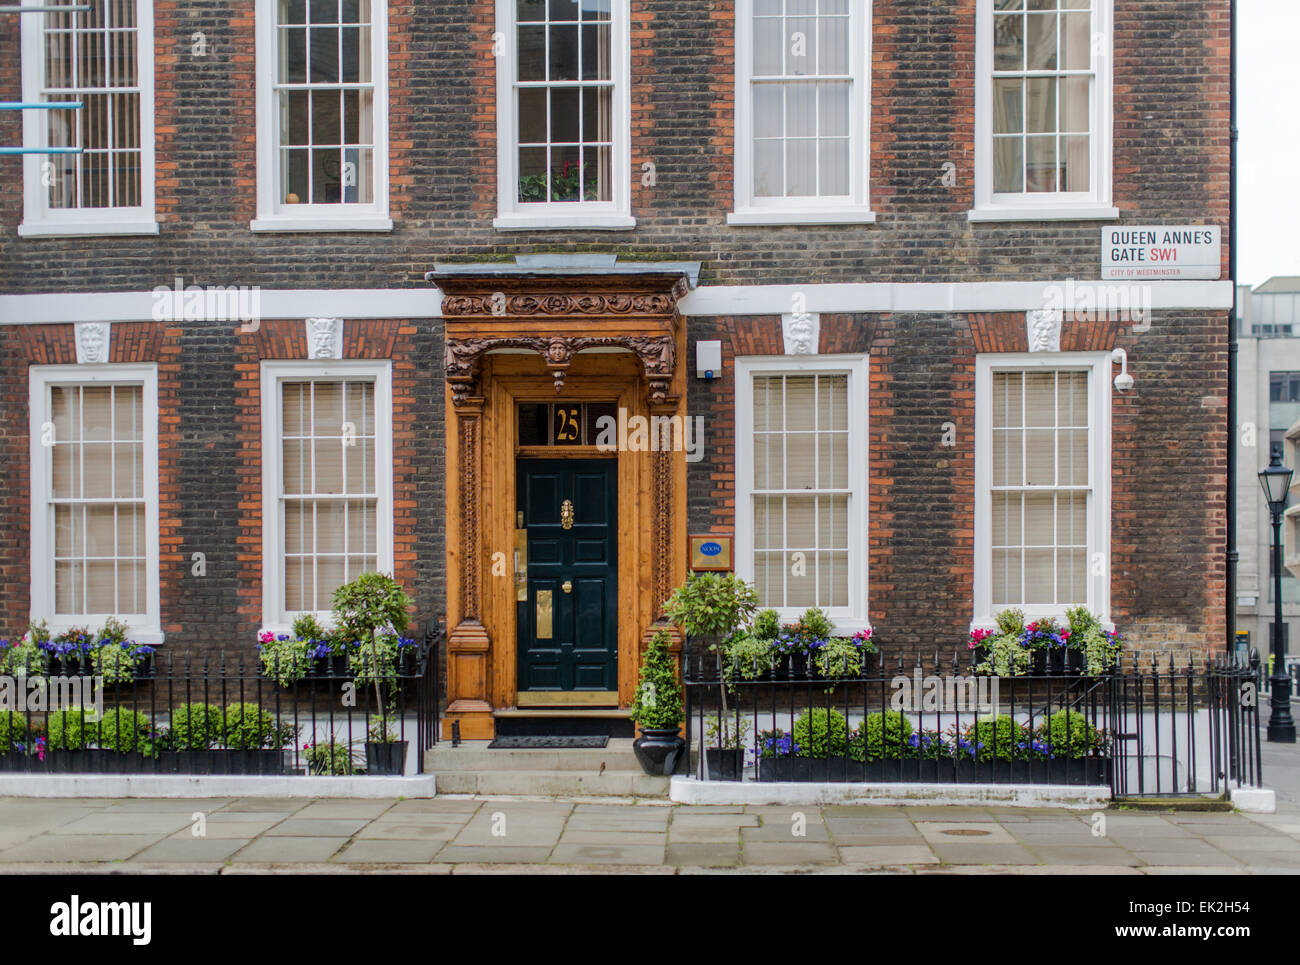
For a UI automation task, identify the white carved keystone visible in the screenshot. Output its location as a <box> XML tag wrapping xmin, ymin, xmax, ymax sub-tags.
<box><xmin>75</xmin><ymin>322</ymin><xmax>111</xmax><ymax>365</ymax></box>
<box><xmin>782</xmin><ymin>312</ymin><xmax>820</xmax><ymax>355</ymax></box>
<box><xmin>1027</xmin><ymin>310</ymin><xmax>1063</xmax><ymax>353</ymax></box>
<box><xmin>305</xmin><ymin>317</ymin><xmax>344</xmax><ymax>360</ymax></box>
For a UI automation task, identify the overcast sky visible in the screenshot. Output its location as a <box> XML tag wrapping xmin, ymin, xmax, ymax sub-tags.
<box><xmin>1239</xmin><ymin>0</ymin><xmax>1300</xmax><ymax>285</ymax></box>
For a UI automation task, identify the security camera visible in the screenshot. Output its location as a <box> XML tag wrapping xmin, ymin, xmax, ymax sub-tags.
<box><xmin>1110</xmin><ymin>348</ymin><xmax>1133</xmax><ymax>392</ymax></box>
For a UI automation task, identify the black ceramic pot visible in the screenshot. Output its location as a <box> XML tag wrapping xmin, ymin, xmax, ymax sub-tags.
<box><xmin>365</xmin><ymin>740</ymin><xmax>408</xmax><ymax>775</ymax></box>
<box><xmin>632</xmin><ymin>727</ymin><xmax>685</xmax><ymax>776</ymax></box>
<box><xmin>705</xmin><ymin>747</ymin><xmax>744</xmax><ymax>781</ymax></box>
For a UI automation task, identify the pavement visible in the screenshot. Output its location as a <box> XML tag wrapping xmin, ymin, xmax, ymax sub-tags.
<box><xmin>0</xmin><ymin>737</ymin><xmax>1296</xmax><ymax>875</ymax></box>
<box><xmin>0</xmin><ymin>793</ymin><xmax>1299</xmax><ymax>874</ymax></box>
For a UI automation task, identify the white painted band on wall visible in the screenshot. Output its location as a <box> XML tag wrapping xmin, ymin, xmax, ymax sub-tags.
<box><xmin>0</xmin><ymin>279</ymin><xmax>1234</xmax><ymax>325</ymax></box>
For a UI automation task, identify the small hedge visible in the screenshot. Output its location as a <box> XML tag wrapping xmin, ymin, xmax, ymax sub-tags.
<box><xmin>46</xmin><ymin>710</ymin><xmax>92</xmax><ymax>751</ymax></box>
<box><xmin>792</xmin><ymin>708</ymin><xmax>848</xmax><ymax>758</ymax></box>
<box><xmin>167</xmin><ymin>703</ymin><xmax>223</xmax><ymax>751</ymax></box>
<box><xmin>97</xmin><ymin>708</ymin><xmax>157</xmax><ymax>756</ymax></box>
<box><xmin>849</xmin><ymin>711</ymin><xmax>914</xmax><ymax>761</ymax></box>
<box><xmin>0</xmin><ymin>711</ymin><xmax>32</xmax><ymax>753</ymax></box>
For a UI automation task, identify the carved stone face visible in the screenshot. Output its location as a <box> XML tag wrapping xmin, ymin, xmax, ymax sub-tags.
<box><xmin>307</xmin><ymin>318</ymin><xmax>338</xmax><ymax>358</ymax></box>
<box><xmin>78</xmin><ymin>323</ymin><xmax>108</xmax><ymax>364</ymax></box>
<box><xmin>1029</xmin><ymin>311</ymin><xmax>1061</xmax><ymax>352</ymax></box>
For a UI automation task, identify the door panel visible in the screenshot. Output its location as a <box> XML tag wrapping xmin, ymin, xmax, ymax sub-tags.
<box><xmin>517</xmin><ymin>458</ymin><xmax>618</xmax><ymax>694</ymax></box>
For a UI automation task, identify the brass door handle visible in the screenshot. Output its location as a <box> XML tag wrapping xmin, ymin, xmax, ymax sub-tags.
<box><xmin>562</xmin><ymin>580</ymin><xmax>572</xmax><ymax>594</ymax></box>
<box><xmin>560</xmin><ymin>499</ymin><xmax>574</xmax><ymax>530</ymax></box>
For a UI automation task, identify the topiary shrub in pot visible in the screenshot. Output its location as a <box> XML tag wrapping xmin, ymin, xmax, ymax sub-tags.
<box><xmin>630</xmin><ymin>630</ymin><xmax>685</xmax><ymax>776</ymax></box>
<box><xmin>163</xmin><ymin>702</ymin><xmax>223</xmax><ymax>773</ymax></box>
<box><xmin>757</xmin><ymin>708</ymin><xmax>851</xmax><ymax>781</ymax></box>
<box><xmin>331</xmin><ymin>572</ymin><xmax>413</xmax><ymax>775</ymax></box>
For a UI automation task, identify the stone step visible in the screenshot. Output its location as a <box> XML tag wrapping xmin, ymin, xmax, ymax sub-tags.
<box><xmin>425</xmin><ymin>739</ymin><xmax>639</xmax><ymax>773</ymax></box>
<box><xmin>432</xmin><ymin>768</ymin><xmax>669</xmax><ymax>798</ymax></box>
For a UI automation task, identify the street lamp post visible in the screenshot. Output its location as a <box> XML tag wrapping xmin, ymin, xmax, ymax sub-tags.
<box><xmin>1259</xmin><ymin>443</ymin><xmax>1296</xmax><ymax>743</ymax></box>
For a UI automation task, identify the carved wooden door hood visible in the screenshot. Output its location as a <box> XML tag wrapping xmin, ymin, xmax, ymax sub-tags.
<box><xmin>437</xmin><ymin>272</ymin><xmax>689</xmax><ymax>406</ymax></box>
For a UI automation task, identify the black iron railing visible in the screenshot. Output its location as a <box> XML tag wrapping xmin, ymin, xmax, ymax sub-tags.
<box><xmin>0</xmin><ymin>624</ymin><xmax>444</xmax><ymax>777</ymax></box>
<box><xmin>682</xmin><ymin>641</ymin><xmax>1263</xmax><ymax>797</ymax></box>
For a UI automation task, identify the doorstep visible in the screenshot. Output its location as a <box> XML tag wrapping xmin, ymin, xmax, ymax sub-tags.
<box><xmin>668</xmin><ymin>776</ymin><xmax>1110</xmax><ymax>809</ymax></box>
<box><xmin>0</xmin><ymin>774</ymin><xmax>438</xmax><ymax>799</ymax></box>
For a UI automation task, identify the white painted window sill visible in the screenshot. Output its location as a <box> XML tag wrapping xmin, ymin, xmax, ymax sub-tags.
<box><xmin>493</xmin><ymin>213</ymin><xmax>637</xmax><ymax>231</ymax></box>
<box><xmin>967</xmin><ymin>205</ymin><xmax>1120</xmax><ymax>223</ymax></box>
<box><xmin>727</xmin><ymin>207</ymin><xmax>878</xmax><ymax>226</ymax></box>
<box><xmin>18</xmin><ymin>220</ymin><xmax>159</xmax><ymax>238</ymax></box>
<box><xmin>250</xmin><ymin>216</ymin><xmax>394</xmax><ymax>233</ymax></box>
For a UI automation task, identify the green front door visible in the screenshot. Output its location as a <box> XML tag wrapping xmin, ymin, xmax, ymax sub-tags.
<box><xmin>517</xmin><ymin>458</ymin><xmax>618</xmax><ymax>693</ymax></box>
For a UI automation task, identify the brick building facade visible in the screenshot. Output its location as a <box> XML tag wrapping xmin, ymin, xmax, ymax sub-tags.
<box><xmin>0</xmin><ymin>0</ymin><xmax>1231</xmax><ymax>737</ymax></box>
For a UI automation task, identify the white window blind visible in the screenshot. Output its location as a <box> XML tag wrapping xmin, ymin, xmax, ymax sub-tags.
<box><xmin>752</xmin><ymin>373</ymin><xmax>850</xmax><ymax>608</ymax></box>
<box><xmin>990</xmin><ymin>369</ymin><xmax>1089</xmax><ymax>606</ymax></box>
<box><xmin>49</xmin><ymin>383</ymin><xmax>146</xmax><ymax>614</ymax></box>
<box><xmin>280</xmin><ymin>379</ymin><xmax>377</xmax><ymax>611</ymax></box>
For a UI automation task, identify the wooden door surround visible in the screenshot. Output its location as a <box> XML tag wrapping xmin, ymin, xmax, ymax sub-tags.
<box><xmin>439</xmin><ymin>272</ymin><xmax>690</xmax><ymax>740</ymax></box>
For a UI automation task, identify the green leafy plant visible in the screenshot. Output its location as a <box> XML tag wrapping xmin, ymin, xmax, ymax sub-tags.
<box><xmin>0</xmin><ymin>639</ymin><xmax>46</xmax><ymax>676</ymax></box>
<box><xmin>258</xmin><ymin>636</ymin><xmax>315</xmax><ymax>687</ymax></box>
<box><xmin>97</xmin><ymin>616</ymin><xmax>131</xmax><ymax>646</ymax></box>
<box><xmin>97</xmin><ymin>708</ymin><xmax>158</xmax><ymax>756</ymax></box>
<box><xmin>1066</xmin><ymin>606</ymin><xmax>1124</xmax><ymax>676</ymax></box>
<box><xmin>291</xmin><ymin>613</ymin><xmax>327</xmax><ymax>641</ymax></box>
<box><xmin>752</xmin><ymin>608</ymin><xmax>780</xmax><ymax>641</ymax></box>
<box><xmin>47</xmin><ymin>709</ymin><xmax>92</xmax><ymax>751</ymax></box>
<box><xmin>797</xmin><ymin>606</ymin><xmax>834</xmax><ymax>642</ymax></box>
<box><xmin>222</xmin><ymin>703</ymin><xmax>293</xmax><ymax>751</ymax></box>
<box><xmin>848</xmin><ymin>710</ymin><xmax>914</xmax><ymax>761</ymax></box>
<box><xmin>304</xmin><ymin>740</ymin><xmax>357</xmax><ymax>775</ymax></box>
<box><xmin>25</xmin><ymin>620</ymin><xmax>51</xmax><ymax>645</ymax></box>
<box><xmin>792</xmin><ymin>708</ymin><xmax>848</xmax><ymax>759</ymax></box>
<box><xmin>973</xmin><ymin>609</ymin><xmax>1032</xmax><ymax>676</ymax></box>
<box><xmin>662</xmin><ymin>573</ymin><xmax>760</xmax><ymax>641</ymax></box>
<box><xmin>704</xmin><ymin>713</ymin><xmax>751</xmax><ymax>750</ymax></box>
<box><xmin>630</xmin><ymin>630</ymin><xmax>683</xmax><ymax>731</ymax></box>
<box><xmin>719</xmin><ymin>631</ymin><xmax>778</xmax><ymax>682</ymax></box>
<box><xmin>1039</xmin><ymin>709</ymin><xmax>1105</xmax><ymax>759</ymax></box>
<box><xmin>91</xmin><ymin>642</ymin><xmax>150</xmax><ymax>686</ymax></box>
<box><xmin>167</xmin><ymin>703</ymin><xmax>224</xmax><ymax>751</ymax></box>
<box><xmin>965</xmin><ymin>714</ymin><xmax>1030</xmax><ymax>762</ymax></box>
<box><xmin>813</xmin><ymin>635</ymin><xmax>866</xmax><ymax>679</ymax></box>
<box><xmin>0</xmin><ymin>711</ymin><xmax>32</xmax><ymax>753</ymax></box>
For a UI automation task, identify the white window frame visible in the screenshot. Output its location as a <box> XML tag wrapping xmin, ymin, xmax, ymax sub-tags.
<box><xmin>29</xmin><ymin>364</ymin><xmax>162</xmax><ymax>644</ymax></box>
<box><xmin>493</xmin><ymin>0</ymin><xmax>634</xmax><ymax>231</ymax></box>
<box><xmin>969</xmin><ymin>0</ymin><xmax>1117</xmax><ymax>223</ymax></box>
<box><xmin>252</xmin><ymin>0</ymin><xmax>392</xmax><ymax>233</ymax></box>
<box><xmin>973</xmin><ymin>352</ymin><xmax>1112</xmax><ymax>629</ymax></box>
<box><xmin>18</xmin><ymin>0</ymin><xmax>158</xmax><ymax>238</ymax></box>
<box><xmin>260</xmin><ymin>359</ymin><xmax>394</xmax><ymax>632</ymax></box>
<box><xmin>735</xmin><ymin>354</ymin><xmax>870</xmax><ymax>631</ymax></box>
<box><xmin>729</xmin><ymin>0</ymin><xmax>874</xmax><ymax>227</ymax></box>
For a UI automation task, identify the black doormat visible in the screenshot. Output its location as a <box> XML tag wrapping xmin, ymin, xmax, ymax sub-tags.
<box><xmin>488</xmin><ymin>736</ymin><xmax>610</xmax><ymax>749</ymax></box>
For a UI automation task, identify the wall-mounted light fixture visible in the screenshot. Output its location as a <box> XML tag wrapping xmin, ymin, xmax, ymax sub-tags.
<box><xmin>1111</xmin><ymin>348</ymin><xmax>1133</xmax><ymax>392</ymax></box>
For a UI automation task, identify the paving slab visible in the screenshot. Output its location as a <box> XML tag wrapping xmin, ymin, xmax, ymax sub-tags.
<box><xmin>551</xmin><ymin>843</ymin><xmax>666</xmax><ymax>865</ymax></box>
<box><xmin>1130</xmin><ymin>850</ymin><xmax>1244</xmax><ymax>867</ymax></box>
<box><xmin>664</xmin><ymin>843</ymin><xmax>740</xmax><ymax>867</ymax></box>
<box><xmin>932</xmin><ymin>843</ymin><xmax>1041</xmax><ymax>865</ymax></box>
<box><xmin>1022</xmin><ymin>845</ymin><xmax>1142</xmax><ymax>866</ymax></box>
<box><xmin>334</xmin><ymin>839</ymin><xmax>443</xmax><ymax>863</ymax></box>
<box><xmin>558</xmin><ymin>830</ymin><xmax>667</xmax><ymax>846</ymax></box>
<box><xmin>916</xmin><ymin>822</ymin><xmax>1018</xmax><ymax>845</ymax></box>
<box><xmin>231</xmin><ymin>836</ymin><xmax>347</xmax><ymax>862</ymax></box>
<box><xmin>51</xmin><ymin>811</ymin><xmax>198</xmax><ymax>835</ymax></box>
<box><xmin>0</xmin><ymin>833</ymin><xmax>160</xmax><ymax>862</ymax></box>
<box><xmin>131</xmin><ymin>837</ymin><xmax>253</xmax><ymax>862</ymax></box>
<box><xmin>294</xmin><ymin>801</ymin><xmax>397</xmax><ymax>820</ymax></box>
<box><xmin>741</xmin><ymin>842</ymin><xmax>838</xmax><ymax>865</ymax></box>
<box><xmin>265</xmin><ymin>818</ymin><xmax>370</xmax><ymax>837</ymax></box>
<box><xmin>356</xmin><ymin>822</ymin><xmax>463</xmax><ymax>840</ymax></box>
<box><xmin>435</xmin><ymin>846</ymin><xmax>555</xmax><ymax>863</ymax></box>
<box><xmin>837</xmin><ymin>845</ymin><xmax>939</xmax><ymax>865</ymax></box>
<box><xmin>666</xmin><ymin>825</ymin><xmax>745</xmax><ymax>843</ymax></box>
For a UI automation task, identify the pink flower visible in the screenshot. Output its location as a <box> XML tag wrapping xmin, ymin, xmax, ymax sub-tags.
<box><xmin>258</xmin><ymin>630</ymin><xmax>274</xmax><ymax>644</ymax></box>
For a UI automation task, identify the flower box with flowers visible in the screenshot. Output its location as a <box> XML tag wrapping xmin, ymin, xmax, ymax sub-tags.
<box><xmin>970</xmin><ymin>608</ymin><xmax>1123</xmax><ymax>678</ymax></box>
